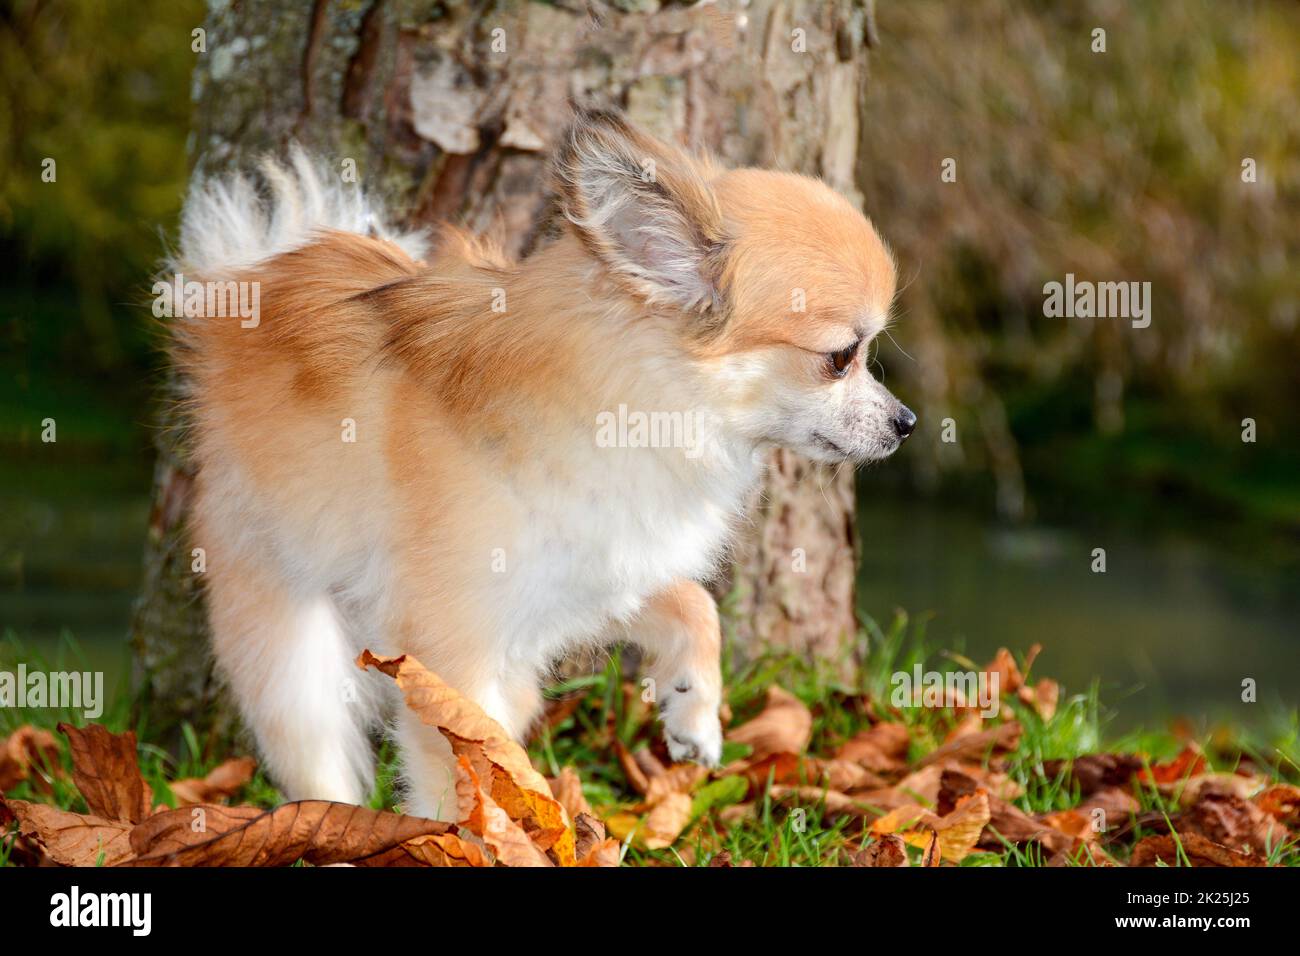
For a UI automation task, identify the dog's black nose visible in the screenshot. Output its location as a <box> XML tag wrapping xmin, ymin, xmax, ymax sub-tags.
<box><xmin>892</xmin><ymin>405</ymin><xmax>917</xmax><ymax>440</ymax></box>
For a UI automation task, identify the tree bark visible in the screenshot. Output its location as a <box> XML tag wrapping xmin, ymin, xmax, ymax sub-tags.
<box><xmin>132</xmin><ymin>0</ymin><xmax>876</xmax><ymax>736</ymax></box>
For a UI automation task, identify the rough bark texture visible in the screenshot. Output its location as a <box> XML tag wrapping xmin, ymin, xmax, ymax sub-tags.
<box><xmin>132</xmin><ymin>0</ymin><xmax>877</xmax><ymax>736</ymax></box>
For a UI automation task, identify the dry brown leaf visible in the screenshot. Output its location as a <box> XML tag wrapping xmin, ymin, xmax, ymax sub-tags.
<box><xmin>1256</xmin><ymin>785</ymin><xmax>1300</xmax><ymax>827</ymax></box>
<box><xmin>739</xmin><ymin>752</ymin><xmax>885</xmax><ymax>793</ymax></box>
<box><xmin>0</xmin><ymin>725</ymin><xmax>61</xmax><ymax>794</ymax></box>
<box><xmin>642</xmin><ymin>791</ymin><xmax>693</xmax><ymax>850</ymax></box>
<box><xmin>915</xmin><ymin>721</ymin><xmax>1020</xmax><ymax>769</ymax></box>
<box><xmin>1183</xmin><ymin>791</ymin><xmax>1290</xmax><ymax>856</ymax></box>
<box><xmin>708</xmin><ymin>849</ymin><xmax>755</xmax><ymax>867</ymax></box>
<box><xmin>644</xmin><ymin>763</ymin><xmax>708</xmax><ymax>804</ymax></box>
<box><xmin>1078</xmin><ymin>786</ymin><xmax>1140</xmax><ymax>824</ymax></box>
<box><xmin>573</xmin><ymin>811</ymin><xmax>607</xmax><ymax>860</ymax></box>
<box><xmin>871</xmin><ymin>790</ymin><xmax>991</xmax><ymax>863</ymax></box>
<box><xmin>985</xmin><ymin>648</ymin><xmax>1025</xmax><ymax>694</ymax></box>
<box><xmin>1017</xmin><ymin>679</ymin><xmax>1059</xmax><ymax>721</ymax></box>
<box><xmin>938</xmin><ymin>768</ymin><xmax>1066</xmax><ymax>853</ymax></box>
<box><xmin>3</xmin><ymin>798</ymin><xmax>134</xmax><ymax>866</ymax></box>
<box><xmin>374</xmin><ymin>832</ymin><xmax>493</xmax><ymax>867</ymax></box>
<box><xmin>725</xmin><ymin>686</ymin><xmax>812</xmax><ymax>760</ymax></box>
<box><xmin>1172</xmin><ymin>772</ymin><xmax>1262</xmax><ymax>805</ymax></box>
<box><xmin>612</xmin><ymin>737</ymin><xmax>651</xmax><ymax>795</ymax></box>
<box><xmin>453</xmin><ymin>751</ymin><xmax>552</xmax><ymax>867</ymax></box>
<box><xmin>851</xmin><ymin>833</ymin><xmax>909</xmax><ymax>867</ymax></box>
<box><xmin>168</xmin><ymin>757</ymin><xmax>258</xmax><ymax>806</ymax></box>
<box><xmin>1043</xmin><ymin>753</ymin><xmax>1143</xmax><ymax>795</ymax></box>
<box><xmin>60</xmin><ymin>723</ymin><xmax>152</xmax><ymax>824</ymax></box>
<box><xmin>1039</xmin><ymin>808</ymin><xmax>1095</xmax><ymax>843</ymax></box>
<box><xmin>632</xmin><ymin>747</ymin><xmax>668</xmax><ymax>781</ymax></box>
<box><xmin>1130</xmin><ymin>831</ymin><xmax>1264</xmax><ymax>868</ymax></box>
<box><xmin>834</xmin><ymin>721</ymin><xmax>910</xmax><ymax>772</ymax></box>
<box><xmin>576</xmin><ymin>836</ymin><xmax>621</xmax><ymax>867</ymax></box>
<box><xmin>357</xmin><ymin>651</ymin><xmax>553</xmax><ymax>799</ymax></box>
<box><xmin>548</xmin><ymin>766</ymin><xmax>593</xmax><ymax>821</ymax></box>
<box><xmin>920</xmin><ymin>828</ymin><xmax>941</xmax><ymax>866</ymax></box>
<box><xmin>126</xmin><ymin>800</ymin><xmax>451</xmax><ymax>867</ymax></box>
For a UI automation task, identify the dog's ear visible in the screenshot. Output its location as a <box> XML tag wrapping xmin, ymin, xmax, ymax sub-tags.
<box><xmin>554</xmin><ymin>109</ymin><xmax>727</xmax><ymax>315</ymax></box>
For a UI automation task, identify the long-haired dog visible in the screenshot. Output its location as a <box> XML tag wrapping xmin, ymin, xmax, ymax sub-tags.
<box><xmin>170</xmin><ymin>110</ymin><xmax>913</xmax><ymax>818</ymax></box>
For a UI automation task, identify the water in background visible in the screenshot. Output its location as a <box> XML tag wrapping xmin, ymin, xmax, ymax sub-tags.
<box><xmin>856</xmin><ymin>494</ymin><xmax>1299</xmax><ymax>730</ymax></box>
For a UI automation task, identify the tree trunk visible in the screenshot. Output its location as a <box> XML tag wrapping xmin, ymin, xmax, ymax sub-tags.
<box><xmin>132</xmin><ymin>0</ymin><xmax>877</xmax><ymax>737</ymax></box>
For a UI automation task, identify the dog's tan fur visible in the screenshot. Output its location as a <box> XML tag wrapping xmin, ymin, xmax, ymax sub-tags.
<box><xmin>172</xmin><ymin>111</ymin><xmax>908</xmax><ymax>816</ymax></box>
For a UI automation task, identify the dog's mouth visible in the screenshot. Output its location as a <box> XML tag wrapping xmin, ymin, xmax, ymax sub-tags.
<box><xmin>806</xmin><ymin>434</ymin><xmax>857</xmax><ymax>463</ymax></box>
<box><xmin>811</xmin><ymin>432</ymin><xmax>848</xmax><ymax>458</ymax></box>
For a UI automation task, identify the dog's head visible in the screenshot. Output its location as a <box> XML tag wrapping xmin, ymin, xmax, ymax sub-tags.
<box><xmin>554</xmin><ymin>109</ymin><xmax>914</xmax><ymax>465</ymax></box>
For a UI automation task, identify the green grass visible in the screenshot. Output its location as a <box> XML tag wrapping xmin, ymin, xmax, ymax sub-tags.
<box><xmin>3</xmin><ymin>617</ymin><xmax>1297</xmax><ymax>867</ymax></box>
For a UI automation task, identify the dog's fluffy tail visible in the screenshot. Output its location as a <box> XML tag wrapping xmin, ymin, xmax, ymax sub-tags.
<box><xmin>172</xmin><ymin>146</ymin><xmax>428</xmax><ymax>278</ymax></box>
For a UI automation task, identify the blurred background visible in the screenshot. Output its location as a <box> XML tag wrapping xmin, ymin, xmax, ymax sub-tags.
<box><xmin>1</xmin><ymin>0</ymin><xmax>1297</xmax><ymax>732</ymax></box>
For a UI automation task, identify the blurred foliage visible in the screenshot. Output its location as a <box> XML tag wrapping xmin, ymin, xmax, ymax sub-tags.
<box><xmin>862</xmin><ymin>0</ymin><xmax>1300</xmax><ymax>542</ymax></box>
<box><xmin>0</xmin><ymin>0</ymin><xmax>202</xmax><ymax>379</ymax></box>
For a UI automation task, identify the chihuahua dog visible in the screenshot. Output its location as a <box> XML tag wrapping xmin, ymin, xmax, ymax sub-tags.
<box><xmin>171</xmin><ymin>110</ymin><xmax>913</xmax><ymax>819</ymax></box>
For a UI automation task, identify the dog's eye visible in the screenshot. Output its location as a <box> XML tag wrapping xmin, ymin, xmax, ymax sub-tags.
<box><xmin>826</xmin><ymin>340</ymin><xmax>861</xmax><ymax>377</ymax></box>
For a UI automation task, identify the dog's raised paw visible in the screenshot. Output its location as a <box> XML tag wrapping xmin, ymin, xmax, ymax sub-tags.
<box><xmin>664</xmin><ymin>710</ymin><xmax>723</xmax><ymax>767</ymax></box>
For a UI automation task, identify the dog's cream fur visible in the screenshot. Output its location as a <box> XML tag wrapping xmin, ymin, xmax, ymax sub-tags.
<box><xmin>171</xmin><ymin>111</ymin><xmax>908</xmax><ymax>818</ymax></box>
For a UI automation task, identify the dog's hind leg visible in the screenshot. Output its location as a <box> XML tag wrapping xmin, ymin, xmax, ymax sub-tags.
<box><xmin>202</xmin><ymin>547</ymin><xmax>380</xmax><ymax>805</ymax></box>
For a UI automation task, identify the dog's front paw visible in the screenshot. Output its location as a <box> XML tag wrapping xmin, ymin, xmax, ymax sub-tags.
<box><xmin>662</xmin><ymin>694</ymin><xmax>723</xmax><ymax>768</ymax></box>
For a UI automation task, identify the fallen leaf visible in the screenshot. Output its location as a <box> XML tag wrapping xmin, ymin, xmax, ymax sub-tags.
<box><xmin>60</xmin><ymin>723</ymin><xmax>152</xmax><ymax>824</ymax></box>
<box><xmin>1039</xmin><ymin>809</ymin><xmax>1095</xmax><ymax>843</ymax></box>
<box><xmin>573</xmin><ymin>812</ymin><xmax>607</xmax><ymax>860</ymax></box>
<box><xmin>168</xmin><ymin>757</ymin><xmax>258</xmax><ymax>806</ymax></box>
<box><xmin>1256</xmin><ymin>785</ymin><xmax>1300</xmax><ymax>827</ymax></box>
<box><xmin>0</xmin><ymin>725</ymin><xmax>61</xmax><ymax>794</ymax></box>
<box><xmin>1130</xmin><ymin>831</ymin><xmax>1264</xmax><ymax>868</ymax></box>
<box><xmin>548</xmin><ymin>766</ymin><xmax>592</xmax><ymax>821</ymax></box>
<box><xmin>365</xmin><ymin>832</ymin><xmax>493</xmax><ymax>867</ymax></box>
<box><xmin>358</xmin><ymin>652</ymin><xmax>552</xmax><ymax>799</ymax></box>
<box><xmin>1042</xmin><ymin>753</ymin><xmax>1143</xmax><ymax>795</ymax></box>
<box><xmin>915</xmin><ymin>721</ymin><xmax>1020</xmax><ymax>769</ymax></box>
<box><xmin>3</xmin><ymin>798</ymin><xmax>134</xmax><ymax>866</ymax></box>
<box><xmin>127</xmin><ymin>800</ymin><xmax>452</xmax><ymax>867</ymax></box>
<box><xmin>851</xmin><ymin>833</ymin><xmax>909</xmax><ymax>867</ymax></box>
<box><xmin>1142</xmin><ymin>745</ymin><xmax>1207</xmax><ymax>786</ymax></box>
<box><xmin>708</xmin><ymin>849</ymin><xmax>754</xmax><ymax>867</ymax></box>
<box><xmin>725</xmin><ymin>686</ymin><xmax>813</xmax><ymax>760</ymax></box>
<box><xmin>834</xmin><ymin>721</ymin><xmax>909</xmax><ymax>772</ymax></box>
<box><xmin>1183</xmin><ymin>791</ymin><xmax>1290</xmax><ymax>856</ymax></box>
<box><xmin>612</xmin><ymin>737</ymin><xmax>650</xmax><ymax>795</ymax></box>
<box><xmin>576</xmin><ymin>837</ymin><xmax>621</xmax><ymax>867</ymax></box>
<box><xmin>1018</xmin><ymin>679</ymin><xmax>1059</xmax><ymax>721</ymax></box>
<box><xmin>985</xmin><ymin>648</ymin><xmax>1025</xmax><ymax>694</ymax></box>
<box><xmin>738</xmin><ymin>752</ymin><xmax>886</xmax><ymax>793</ymax></box>
<box><xmin>644</xmin><ymin>763</ymin><xmax>708</xmax><ymax>804</ymax></box>
<box><xmin>452</xmin><ymin>751</ymin><xmax>552</xmax><ymax>867</ymax></box>
<box><xmin>871</xmin><ymin>790</ymin><xmax>992</xmax><ymax>863</ymax></box>
<box><xmin>642</xmin><ymin>791</ymin><xmax>693</xmax><ymax>850</ymax></box>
